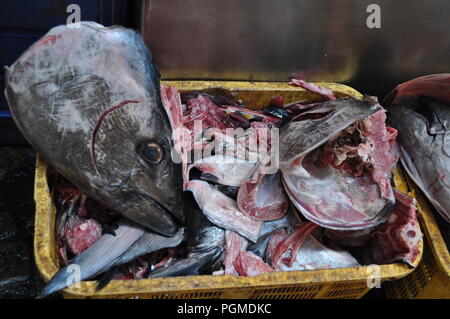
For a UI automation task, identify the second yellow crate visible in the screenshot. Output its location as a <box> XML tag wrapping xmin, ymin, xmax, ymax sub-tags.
<box><xmin>385</xmin><ymin>172</ymin><xmax>450</xmax><ymax>299</ymax></box>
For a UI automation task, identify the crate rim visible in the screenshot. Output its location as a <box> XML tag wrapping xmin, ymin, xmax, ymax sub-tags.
<box><xmin>33</xmin><ymin>81</ymin><xmax>422</xmax><ymax>297</ymax></box>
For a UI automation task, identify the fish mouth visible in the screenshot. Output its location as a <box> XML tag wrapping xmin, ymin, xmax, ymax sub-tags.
<box><xmin>113</xmin><ymin>182</ymin><xmax>180</xmax><ymax>237</ymax></box>
<box><xmin>133</xmin><ymin>191</ymin><xmax>180</xmax><ymax>236</ymax></box>
<box><xmin>142</xmin><ymin>190</ymin><xmax>181</xmax><ymax>221</ymax></box>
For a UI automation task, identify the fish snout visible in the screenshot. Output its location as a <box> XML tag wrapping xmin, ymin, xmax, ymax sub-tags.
<box><xmin>117</xmin><ymin>192</ymin><xmax>179</xmax><ymax>236</ymax></box>
<box><xmin>139</xmin><ymin>185</ymin><xmax>185</xmax><ymax>224</ymax></box>
<box><xmin>119</xmin><ymin>172</ymin><xmax>185</xmax><ymax>236</ymax></box>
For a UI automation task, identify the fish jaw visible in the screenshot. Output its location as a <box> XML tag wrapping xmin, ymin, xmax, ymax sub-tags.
<box><xmin>279</xmin><ymin>97</ymin><xmax>380</xmax><ymax>168</ymax></box>
<box><xmin>111</xmin><ymin>190</ymin><xmax>179</xmax><ymax>236</ymax></box>
<box><xmin>126</xmin><ymin>156</ymin><xmax>185</xmax><ymax>223</ymax></box>
<box><xmin>274</xmin><ymin>235</ymin><xmax>360</xmax><ymax>271</ymax></box>
<box><xmin>282</xmin><ymin>150</ymin><xmax>394</xmax><ymax>230</ymax></box>
<box><xmin>237</xmin><ymin>170</ymin><xmax>288</xmax><ymax>222</ymax></box>
<box><xmin>186</xmin><ymin>180</ymin><xmax>262</xmax><ymax>242</ymax></box>
<box><xmin>281</xmin><ymin>100</ymin><xmax>398</xmax><ymax>230</ymax></box>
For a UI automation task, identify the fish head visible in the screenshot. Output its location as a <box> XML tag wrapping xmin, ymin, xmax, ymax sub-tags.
<box><xmin>386</xmin><ymin>75</ymin><xmax>450</xmax><ymax>224</ymax></box>
<box><xmin>386</xmin><ymin>74</ymin><xmax>450</xmax><ymax>158</ymax></box>
<box><xmin>5</xmin><ymin>22</ymin><xmax>184</xmax><ymax>236</ymax></box>
<box><xmin>384</xmin><ymin>73</ymin><xmax>450</xmax><ymax>108</ymax></box>
<box><xmin>89</xmin><ymin>98</ymin><xmax>185</xmax><ymax>236</ymax></box>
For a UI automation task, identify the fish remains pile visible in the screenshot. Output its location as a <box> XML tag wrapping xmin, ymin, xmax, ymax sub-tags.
<box><xmin>4</xmin><ymin>22</ymin><xmax>422</xmax><ymax>297</ymax></box>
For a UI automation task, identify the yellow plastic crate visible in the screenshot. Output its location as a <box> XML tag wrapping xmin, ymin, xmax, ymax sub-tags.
<box><xmin>34</xmin><ymin>81</ymin><xmax>423</xmax><ymax>299</ymax></box>
<box><xmin>385</xmin><ymin>171</ymin><xmax>450</xmax><ymax>299</ymax></box>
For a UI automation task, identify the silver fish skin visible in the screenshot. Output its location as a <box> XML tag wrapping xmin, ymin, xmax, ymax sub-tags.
<box><xmin>390</xmin><ymin>103</ymin><xmax>450</xmax><ymax>223</ymax></box>
<box><xmin>5</xmin><ymin>22</ymin><xmax>184</xmax><ymax>235</ymax></box>
<box><xmin>186</xmin><ymin>179</ymin><xmax>262</xmax><ymax>242</ymax></box>
<box><xmin>188</xmin><ymin>155</ymin><xmax>256</xmax><ymax>187</ymax></box>
<box><xmin>386</xmin><ymin>74</ymin><xmax>450</xmax><ymax>224</ymax></box>
<box><xmin>39</xmin><ymin>220</ymin><xmax>143</xmax><ymax>297</ymax></box>
<box><xmin>39</xmin><ymin>220</ymin><xmax>185</xmax><ymax>297</ymax></box>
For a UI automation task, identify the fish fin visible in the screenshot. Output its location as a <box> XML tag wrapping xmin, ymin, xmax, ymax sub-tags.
<box><xmin>112</xmin><ymin>227</ymin><xmax>185</xmax><ymax>266</ymax></box>
<box><xmin>200</xmin><ymin>172</ymin><xmax>219</xmax><ymax>183</ymax></box>
<box><xmin>101</xmin><ymin>222</ymin><xmax>119</xmax><ymax>236</ymax></box>
<box><xmin>95</xmin><ymin>265</ymin><xmax>119</xmax><ymax>291</ymax></box>
<box><xmin>38</xmin><ymin>221</ymin><xmax>144</xmax><ymax>298</ymax></box>
<box><xmin>149</xmin><ymin>248</ymin><xmax>222</xmax><ymax>278</ymax></box>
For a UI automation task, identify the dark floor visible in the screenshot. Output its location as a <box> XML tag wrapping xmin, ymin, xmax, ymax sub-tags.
<box><xmin>0</xmin><ymin>147</ymin><xmax>45</xmax><ymax>298</ymax></box>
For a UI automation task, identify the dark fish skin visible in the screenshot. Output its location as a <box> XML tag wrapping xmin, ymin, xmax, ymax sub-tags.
<box><xmin>148</xmin><ymin>245</ymin><xmax>222</xmax><ymax>278</ymax></box>
<box><xmin>4</xmin><ymin>22</ymin><xmax>184</xmax><ymax>236</ymax></box>
<box><xmin>247</xmin><ymin>233</ymin><xmax>271</xmax><ymax>259</ymax></box>
<box><xmin>149</xmin><ymin>195</ymin><xmax>225</xmax><ymax>278</ymax></box>
<box><xmin>386</xmin><ymin>74</ymin><xmax>450</xmax><ymax>223</ymax></box>
<box><xmin>384</xmin><ymin>74</ymin><xmax>450</xmax><ymax>108</ymax></box>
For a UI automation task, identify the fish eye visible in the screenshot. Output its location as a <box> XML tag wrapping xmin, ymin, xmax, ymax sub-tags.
<box><xmin>141</xmin><ymin>142</ymin><xmax>164</xmax><ymax>164</ymax></box>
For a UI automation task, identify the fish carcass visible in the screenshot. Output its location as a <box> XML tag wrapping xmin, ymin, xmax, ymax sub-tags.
<box><xmin>280</xmin><ymin>93</ymin><xmax>400</xmax><ymax>230</ymax></box>
<box><xmin>277</xmin><ymin>81</ymin><xmax>422</xmax><ymax>267</ymax></box>
<box><xmin>367</xmin><ymin>189</ymin><xmax>422</xmax><ymax>267</ymax></box>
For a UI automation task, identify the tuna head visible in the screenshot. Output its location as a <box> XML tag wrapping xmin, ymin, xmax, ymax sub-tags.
<box><xmin>386</xmin><ymin>74</ymin><xmax>450</xmax><ymax>224</ymax></box>
<box><xmin>5</xmin><ymin>22</ymin><xmax>184</xmax><ymax>236</ymax></box>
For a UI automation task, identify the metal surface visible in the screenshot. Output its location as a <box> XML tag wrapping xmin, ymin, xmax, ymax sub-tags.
<box><xmin>142</xmin><ymin>0</ymin><xmax>450</xmax><ymax>97</ymax></box>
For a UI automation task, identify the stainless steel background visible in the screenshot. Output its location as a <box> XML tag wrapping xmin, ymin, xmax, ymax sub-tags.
<box><xmin>142</xmin><ymin>0</ymin><xmax>450</xmax><ymax>98</ymax></box>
